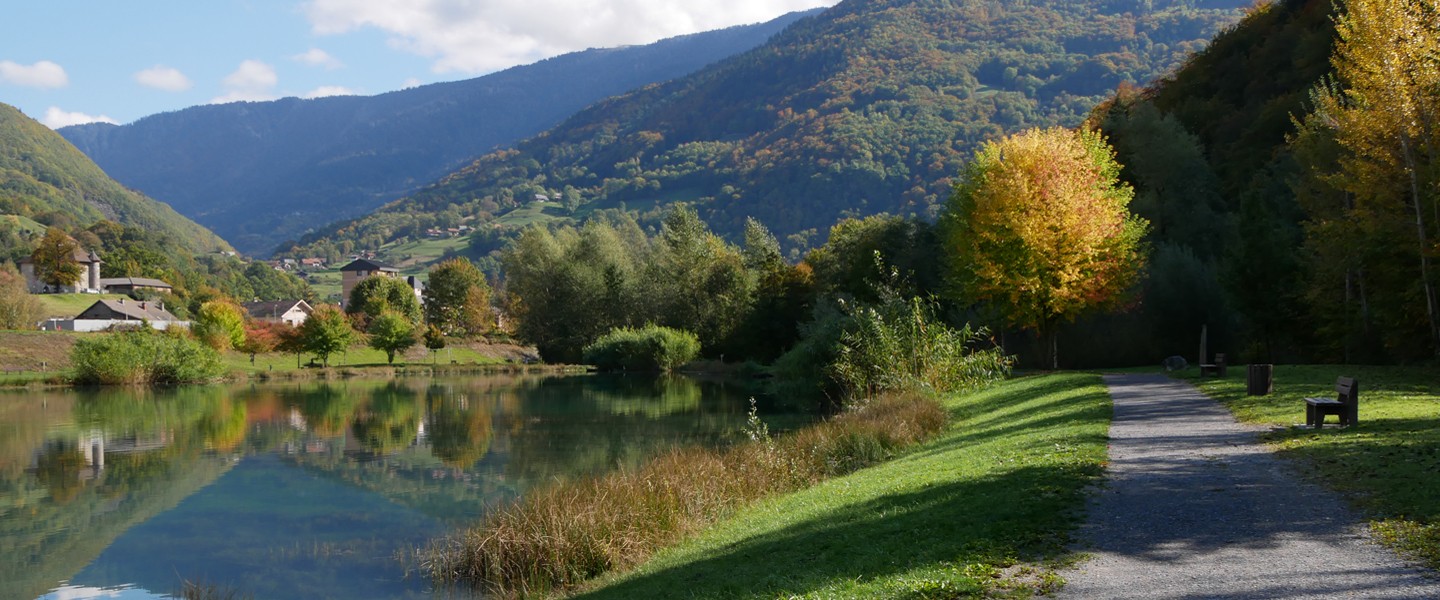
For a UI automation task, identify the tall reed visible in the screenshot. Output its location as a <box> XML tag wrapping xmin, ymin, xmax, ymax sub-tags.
<box><xmin>419</xmin><ymin>392</ymin><xmax>948</xmax><ymax>596</ymax></box>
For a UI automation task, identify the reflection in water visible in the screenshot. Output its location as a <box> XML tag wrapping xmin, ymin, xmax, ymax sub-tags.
<box><xmin>1</xmin><ymin>373</ymin><xmax>794</xmax><ymax>600</ymax></box>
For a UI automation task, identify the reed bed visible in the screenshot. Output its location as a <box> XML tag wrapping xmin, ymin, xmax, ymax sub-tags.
<box><xmin>419</xmin><ymin>392</ymin><xmax>948</xmax><ymax>597</ymax></box>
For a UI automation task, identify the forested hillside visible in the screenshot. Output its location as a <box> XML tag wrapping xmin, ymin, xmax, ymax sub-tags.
<box><xmin>287</xmin><ymin>0</ymin><xmax>1249</xmax><ymax>260</ymax></box>
<box><xmin>59</xmin><ymin>11</ymin><xmax>816</xmax><ymax>256</ymax></box>
<box><xmin>1081</xmin><ymin>0</ymin><xmax>1440</xmax><ymax>365</ymax></box>
<box><xmin>0</xmin><ymin>103</ymin><xmax>309</xmax><ymax>316</ymax></box>
<box><xmin>0</xmin><ymin>103</ymin><xmax>230</xmax><ymax>257</ymax></box>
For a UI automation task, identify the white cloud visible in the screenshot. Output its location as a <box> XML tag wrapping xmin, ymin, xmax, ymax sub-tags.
<box><xmin>43</xmin><ymin>106</ymin><xmax>118</xmax><ymax>129</ymax></box>
<box><xmin>302</xmin><ymin>0</ymin><xmax>838</xmax><ymax>74</ymax></box>
<box><xmin>303</xmin><ymin>85</ymin><xmax>357</xmax><ymax>98</ymax></box>
<box><xmin>134</xmin><ymin>65</ymin><xmax>192</xmax><ymax>92</ymax></box>
<box><xmin>0</xmin><ymin>59</ymin><xmax>68</xmax><ymax>88</ymax></box>
<box><xmin>212</xmin><ymin>59</ymin><xmax>278</xmax><ymax>104</ymax></box>
<box><xmin>294</xmin><ymin>48</ymin><xmax>343</xmax><ymax>69</ymax></box>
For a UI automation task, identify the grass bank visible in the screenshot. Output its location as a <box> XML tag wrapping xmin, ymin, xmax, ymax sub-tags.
<box><xmin>1187</xmin><ymin>364</ymin><xmax>1440</xmax><ymax>569</ymax></box>
<box><xmin>571</xmin><ymin>373</ymin><xmax>1109</xmax><ymax>599</ymax></box>
<box><xmin>421</xmin><ymin>392</ymin><xmax>951</xmax><ymax>596</ymax></box>
<box><xmin>424</xmin><ymin>372</ymin><xmax>1108</xmax><ymax>599</ymax></box>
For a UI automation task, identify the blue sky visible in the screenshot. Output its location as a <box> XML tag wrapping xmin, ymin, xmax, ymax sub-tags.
<box><xmin>2</xmin><ymin>0</ymin><xmax>837</xmax><ymax>128</ymax></box>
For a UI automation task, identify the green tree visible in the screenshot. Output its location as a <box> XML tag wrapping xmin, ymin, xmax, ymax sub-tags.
<box><xmin>192</xmin><ymin>299</ymin><xmax>246</xmax><ymax>351</ymax></box>
<box><xmin>423</xmin><ymin>258</ymin><xmax>493</xmax><ymax>335</ymax></box>
<box><xmin>644</xmin><ymin>205</ymin><xmax>754</xmax><ymax>356</ymax></box>
<box><xmin>31</xmin><ymin>227</ymin><xmax>83</xmax><ymax>289</ymax></box>
<box><xmin>368</xmin><ymin>310</ymin><xmax>417</xmax><ymax>364</ymax></box>
<box><xmin>424</xmin><ymin>324</ymin><xmax>446</xmax><ymax>365</ymax></box>
<box><xmin>942</xmin><ymin>127</ymin><xmax>1148</xmax><ymax>369</ymax></box>
<box><xmin>297</xmin><ymin>304</ymin><xmax>356</xmax><ymax>366</ymax></box>
<box><xmin>502</xmin><ymin>219</ymin><xmax>644</xmax><ymax>362</ymax></box>
<box><xmin>347</xmin><ymin>275</ymin><xmax>422</xmax><ymax>328</ymax></box>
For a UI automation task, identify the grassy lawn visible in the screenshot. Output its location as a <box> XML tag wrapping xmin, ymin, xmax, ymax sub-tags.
<box><xmin>494</xmin><ymin>200</ymin><xmax>567</xmax><ymax>229</ymax></box>
<box><xmin>0</xmin><ymin>330</ymin><xmax>525</xmax><ymax>383</ymax></box>
<box><xmin>574</xmin><ymin>373</ymin><xmax>1111</xmax><ymax>599</ymax></box>
<box><xmin>35</xmin><ymin>293</ymin><xmax>130</xmax><ymax>318</ymax></box>
<box><xmin>1186</xmin><ymin>364</ymin><xmax>1440</xmax><ymax>568</ymax></box>
<box><xmin>0</xmin><ymin>330</ymin><xmax>79</xmax><ymax>374</ymax></box>
<box><xmin>380</xmin><ymin>236</ymin><xmax>470</xmax><ymax>270</ymax></box>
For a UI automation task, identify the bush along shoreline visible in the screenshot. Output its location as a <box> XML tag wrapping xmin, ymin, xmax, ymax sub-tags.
<box><xmin>70</xmin><ymin>328</ymin><xmax>224</xmax><ymax>385</ymax></box>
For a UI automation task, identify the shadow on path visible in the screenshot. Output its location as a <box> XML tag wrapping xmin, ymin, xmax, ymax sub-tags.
<box><xmin>1058</xmin><ymin>374</ymin><xmax>1439</xmax><ymax>599</ymax></box>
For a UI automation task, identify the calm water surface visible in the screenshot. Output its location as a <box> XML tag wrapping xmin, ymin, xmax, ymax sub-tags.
<box><xmin>0</xmin><ymin>373</ymin><xmax>799</xmax><ymax>599</ymax></box>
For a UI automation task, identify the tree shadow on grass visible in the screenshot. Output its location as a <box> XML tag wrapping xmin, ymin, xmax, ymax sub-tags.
<box><xmin>575</xmin><ymin>375</ymin><xmax>1116</xmax><ymax>599</ymax></box>
<box><xmin>573</xmin><ymin>464</ymin><xmax>1092</xmax><ymax>600</ymax></box>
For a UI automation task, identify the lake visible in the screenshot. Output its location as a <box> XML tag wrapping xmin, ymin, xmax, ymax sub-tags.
<box><xmin>0</xmin><ymin>373</ymin><xmax>800</xmax><ymax>599</ymax></box>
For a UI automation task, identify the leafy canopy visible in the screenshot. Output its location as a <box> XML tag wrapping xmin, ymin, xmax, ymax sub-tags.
<box><xmin>348</xmin><ymin>275</ymin><xmax>422</xmax><ymax>327</ymax></box>
<box><xmin>31</xmin><ymin>227</ymin><xmax>84</xmax><ymax>288</ymax></box>
<box><xmin>368</xmin><ymin>310</ymin><xmax>418</xmax><ymax>364</ymax></box>
<box><xmin>422</xmin><ymin>258</ymin><xmax>492</xmax><ymax>336</ymax></box>
<box><xmin>943</xmin><ymin>127</ymin><xmax>1147</xmax><ymax>364</ymax></box>
<box><xmin>297</xmin><ymin>304</ymin><xmax>357</xmax><ymax>366</ymax></box>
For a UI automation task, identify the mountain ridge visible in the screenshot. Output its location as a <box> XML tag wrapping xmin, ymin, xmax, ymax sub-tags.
<box><xmin>60</xmin><ymin>10</ymin><xmax>819</xmax><ymax>255</ymax></box>
<box><xmin>288</xmin><ymin>0</ymin><xmax>1251</xmax><ymax>261</ymax></box>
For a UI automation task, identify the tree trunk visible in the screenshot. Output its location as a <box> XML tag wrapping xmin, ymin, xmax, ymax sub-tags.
<box><xmin>1401</xmin><ymin>136</ymin><xmax>1440</xmax><ymax>355</ymax></box>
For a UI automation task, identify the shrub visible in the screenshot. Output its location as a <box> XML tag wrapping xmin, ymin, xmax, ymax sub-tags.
<box><xmin>773</xmin><ymin>295</ymin><xmax>1013</xmax><ymax>406</ymax></box>
<box><xmin>582</xmin><ymin>324</ymin><xmax>701</xmax><ymax>372</ymax></box>
<box><xmin>192</xmin><ymin>300</ymin><xmax>246</xmax><ymax>350</ymax></box>
<box><xmin>71</xmin><ymin>328</ymin><xmax>224</xmax><ymax>384</ymax></box>
<box><xmin>831</xmin><ymin>296</ymin><xmax>1013</xmax><ymax>399</ymax></box>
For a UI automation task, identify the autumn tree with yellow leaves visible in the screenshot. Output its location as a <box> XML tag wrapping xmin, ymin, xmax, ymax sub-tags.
<box><xmin>1293</xmin><ymin>0</ymin><xmax>1440</xmax><ymax>360</ymax></box>
<box><xmin>943</xmin><ymin>127</ymin><xmax>1148</xmax><ymax>369</ymax></box>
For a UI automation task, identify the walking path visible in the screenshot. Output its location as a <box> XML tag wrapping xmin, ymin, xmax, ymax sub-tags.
<box><xmin>1057</xmin><ymin>374</ymin><xmax>1440</xmax><ymax>599</ymax></box>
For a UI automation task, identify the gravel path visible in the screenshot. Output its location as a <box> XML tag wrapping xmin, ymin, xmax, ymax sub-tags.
<box><xmin>1056</xmin><ymin>374</ymin><xmax>1440</xmax><ymax>599</ymax></box>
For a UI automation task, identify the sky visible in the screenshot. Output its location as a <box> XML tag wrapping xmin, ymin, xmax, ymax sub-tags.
<box><xmin>2</xmin><ymin>0</ymin><xmax>839</xmax><ymax>129</ymax></box>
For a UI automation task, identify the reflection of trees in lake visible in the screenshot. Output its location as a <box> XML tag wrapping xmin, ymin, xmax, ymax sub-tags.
<box><xmin>1</xmin><ymin>374</ymin><xmax>791</xmax><ymax>598</ymax></box>
<box><xmin>426</xmin><ymin>383</ymin><xmax>493</xmax><ymax>469</ymax></box>
<box><xmin>293</xmin><ymin>383</ymin><xmax>360</xmax><ymax>437</ymax></box>
<box><xmin>0</xmin><ymin>387</ymin><xmax>234</xmax><ymax>600</ymax></box>
<box><xmin>32</xmin><ymin>440</ymin><xmax>88</xmax><ymax>503</ymax></box>
<box><xmin>351</xmin><ymin>382</ymin><xmax>420</xmax><ymax>454</ymax></box>
<box><xmin>584</xmin><ymin>375</ymin><xmax>702</xmax><ymax>417</ymax></box>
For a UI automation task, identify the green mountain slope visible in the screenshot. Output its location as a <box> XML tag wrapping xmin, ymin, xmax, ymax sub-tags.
<box><xmin>290</xmin><ymin>0</ymin><xmax>1249</xmax><ymax>259</ymax></box>
<box><xmin>0</xmin><ymin>103</ymin><xmax>230</xmax><ymax>254</ymax></box>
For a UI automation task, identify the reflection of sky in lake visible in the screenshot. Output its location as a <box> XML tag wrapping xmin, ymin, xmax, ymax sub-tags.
<box><xmin>68</xmin><ymin>455</ymin><xmax>443</xmax><ymax>599</ymax></box>
<box><xmin>3</xmin><ymin>374</ymin><xmax>791</xmax><ymax>600</ymax></box>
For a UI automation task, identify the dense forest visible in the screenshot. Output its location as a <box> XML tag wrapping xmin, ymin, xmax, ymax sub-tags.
<box><xmin>284</xmin><ymin>0</ymin><xmax>1249</xmax><ymax>262</ymax></box>
<box><xmin>1078</xmin><ymin>0</ymin><xmax>1440</xmax><ymax>365</ymax></box>
<box><xmin>59</xmin><ymin>12</ymin><xmax>816</xmax><ymax>256</ymax></box>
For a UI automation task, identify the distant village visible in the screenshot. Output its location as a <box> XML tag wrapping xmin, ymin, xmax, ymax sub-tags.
<box><xmin>20</xmin><ymin>243</ymin><xmax>419</xmax><ymax>334</ymax></box>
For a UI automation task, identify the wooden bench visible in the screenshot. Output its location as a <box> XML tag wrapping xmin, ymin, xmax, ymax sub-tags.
<box><xmin>1199</xmin><ymin>353</ymin><xmax>1227</xmax><ymax>377</ymax></box>
<box><xmin>1305</xmin><ymin>376</ymin><xmax>1358</xmax><ymax>428</ymax></box>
